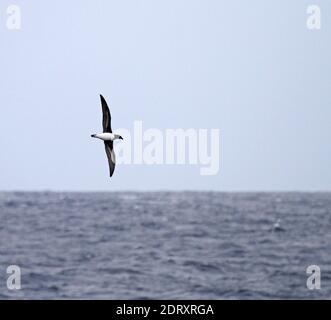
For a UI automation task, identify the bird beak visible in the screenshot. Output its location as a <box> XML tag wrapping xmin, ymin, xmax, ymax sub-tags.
<box><xmin>119</xmin><ymin>136</ymin><xmax>124</xmax><ymax>140</ymax></box>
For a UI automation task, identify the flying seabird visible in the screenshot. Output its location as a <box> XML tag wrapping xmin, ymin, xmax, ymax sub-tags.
<box><xmin>272</xmin><ymin>219</ymin><xmax>285</xmax><ymax>232</ymax></box>
<box><xmin>91</xmin><ymin>95</ymin><xmax>123</xmax><ymax>177</ymax></box>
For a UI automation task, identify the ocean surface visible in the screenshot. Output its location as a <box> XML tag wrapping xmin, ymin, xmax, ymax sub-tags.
<box><xmin>0</xmin><ymin>192</ymin><xmax>330</xmax><ymax>299</ymax></box>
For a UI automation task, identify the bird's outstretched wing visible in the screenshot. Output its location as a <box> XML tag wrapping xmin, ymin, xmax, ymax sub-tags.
<box><xmin>100</xmin><ymin>94</ymin><xmax>112</xmax><ymax>133</ymax></box>
<box><xmin>104</xmin><ymin>141</ymin><xmax>116</xmax><ymax>177</ymax></box>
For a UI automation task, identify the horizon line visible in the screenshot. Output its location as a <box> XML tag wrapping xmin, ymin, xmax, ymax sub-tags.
<box><xmin>1</xmin><ymin>189</ymin><xmax>331</xmax><ymax>193</ymax></box>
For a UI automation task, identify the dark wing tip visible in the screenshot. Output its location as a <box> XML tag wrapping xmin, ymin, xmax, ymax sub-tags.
<box><xmin>104</xmin><ymin>142</ymin><xmax>116</xmax><ymax>178</ymax></box>
<box><xmin>100</xmin><ymin>94</ymin><xmax>110</xmax><ymax>111</ymax></box>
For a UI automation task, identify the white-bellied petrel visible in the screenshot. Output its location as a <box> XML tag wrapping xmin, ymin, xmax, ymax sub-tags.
<box><xmin>91</xmin><ymin>95</ymin><xmax>123</xmax><ymax>177</ymax></box>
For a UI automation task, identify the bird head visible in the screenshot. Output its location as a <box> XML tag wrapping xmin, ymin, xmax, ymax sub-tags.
<box><xmin>115</xmin><ymin>134</ymin><xmax>123</xmax><ymax>140</ymax></box>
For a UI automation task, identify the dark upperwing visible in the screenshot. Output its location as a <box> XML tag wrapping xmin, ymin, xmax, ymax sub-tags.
<box><xmin>100</xmin><ymin>94</ymin><xmax>112</xmax><ymax>133</ymax></box>
<box><xmin>104</xmin><ymin>141</ymin><xmax>116</xmax><ymax>177</ymax></box>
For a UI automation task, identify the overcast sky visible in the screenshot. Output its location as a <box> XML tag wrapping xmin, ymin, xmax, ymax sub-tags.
<box><xmin>0</xmin><ymin>0</ymin><xmax>330</xmax><ymax>191</ymax></box>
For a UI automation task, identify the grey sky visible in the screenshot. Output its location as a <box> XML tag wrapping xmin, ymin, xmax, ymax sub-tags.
<box><xmin>0</xmin><ymin>0</ymin><xmax>330</xmax><ymax>191</ymax></box>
